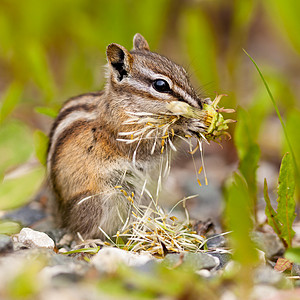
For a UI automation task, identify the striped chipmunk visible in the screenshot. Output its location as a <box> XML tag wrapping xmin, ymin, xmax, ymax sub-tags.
<box><xmin>47</xmin><ymin>33</ymin><xmax>211</xmax><ymax>240</ymax></box>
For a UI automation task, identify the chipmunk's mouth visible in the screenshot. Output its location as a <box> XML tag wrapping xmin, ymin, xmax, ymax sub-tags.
<box><xmin>166</xmin><ymin>94</ymin><xmax>236</xmax><ymax>141</ymax></box>
<box><xmin>116</xmin><ymin>93</ymin><xmax>235</xmax><ymax>162</ymax></box>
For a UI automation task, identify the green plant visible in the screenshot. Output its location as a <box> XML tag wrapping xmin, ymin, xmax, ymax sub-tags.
<box><xmin>264</xmin><ymin>153</ymin><xmax>296</xmax><ymax>248</ymax></box>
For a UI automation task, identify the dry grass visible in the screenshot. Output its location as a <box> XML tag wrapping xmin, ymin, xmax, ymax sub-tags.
<box><xmin>75</xmin><ymin>95</ymin><xmax>235</xmax><ymax>256</ymax></box>
<box><xmin>112</xmin><ymin>195</ymin><xmax>206</xmax><ymax>257</ymax></box>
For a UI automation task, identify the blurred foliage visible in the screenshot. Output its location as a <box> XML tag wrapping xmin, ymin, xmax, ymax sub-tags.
<box><xmin>224</xmin><ymin>173</ymin><xmax>258</xmax><ymax>266</ymax></box>
<box><xmin>0</xmin><ymin>82</ymin><xmax>23</xmax><ymax>124</ymax></box>
<box><xmin>33</xmin><ymin>130</ymin><xmax>49</xmax><ymax>166</ymax></box>
<box><xmin>0</xmin><ymin>167</ymin><xmax>44</xmax><ymax>211</ymax></box>
<box><xmin>264</xmin><ymin>0</ymin><xmax>300</xmax><ymax>54</ymax></box>
<box><xmin>180</xmin><ymin>8</ymin><xmax>219</xmax><ymax>88</ymax></box>
<box><xmin>0</xmin><ymin>220</ymin><xmax>21</xmax><ymax>235</ymax></box>
<box><xmin>234</xmin><ymin>108</ymin><xmax>260</xmax><ymax>213</ymax></box>
<box><xmin>285</xmin><ymin>247</ymin><xmax>300</xmax><ymax>264</ymax></box>
<box><xmin>97</xmin><ymin>263</ymin><xmax>220</xmax><ymax>299</ymax></box>
<box><xmin>6</xmin><ymin>255</ymin><xmax>46</xmax><ymax>299</ymax></box>
<box><xmin>0</xmin><ymin>120</ymin><xmax>34</xmax><ymax>176</ymax></box>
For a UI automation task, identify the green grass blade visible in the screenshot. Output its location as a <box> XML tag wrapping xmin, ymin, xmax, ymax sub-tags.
<box><xmin>62</xmin><ymin>247</ymin><xmax>100</xmax><ymax>255</ymax></box>
<box><xmin>243</xmin><ymin>49</ymin><xmax>299</xmax><ymax>178</ymax></box>
<box><xmin>276</xmin><ymin>153</ymin><xmax>296</xmax><ymax>248</ymax></box>
<box><xmin>264</xmin><ymin>178</ymin><xmax>285</xmax><ymax>246</ymax></box>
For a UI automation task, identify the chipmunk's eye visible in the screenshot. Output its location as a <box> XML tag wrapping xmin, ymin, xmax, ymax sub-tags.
<box><xmin>152</xmin><ymin>79</ymin><xmax>171</xmax><ymax>93</ymax></box>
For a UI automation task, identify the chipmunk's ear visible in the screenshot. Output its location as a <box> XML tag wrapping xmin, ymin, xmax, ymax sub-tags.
<box><xmin>106</xmin><ymin>43</ymin><xmax>133</xmax><ymax>81</ymax></box>
<box><xmin>133</xmin><ymin>33</ymin><xmax>150</xmax><ymax>51</ymax></box>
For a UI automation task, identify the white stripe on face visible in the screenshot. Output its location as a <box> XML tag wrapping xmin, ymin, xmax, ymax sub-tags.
<box><xmin>172</xmin><ymin>85</ymin><xmax>199</xmax><ymax>107</ymax></box>
<box><xmin>138</xmin><ymin>68</ymin><xmax>173</xmax><ymax>87</ymax></box>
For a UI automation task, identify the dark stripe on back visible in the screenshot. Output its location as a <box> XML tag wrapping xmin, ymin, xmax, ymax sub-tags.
<box><xmin>63</xmin><ymin>91</ymin><xmax>103</xmax><ymax>106</ymax></box>
<box><xmin>48</xmin><ymin>91</ymin><xmax>103</xmax><ymax>149</ymax></box>
<box><xmin>48</xmin><ymin>104</ymin><xmax>96</xmax><ymax>153</ymax></box>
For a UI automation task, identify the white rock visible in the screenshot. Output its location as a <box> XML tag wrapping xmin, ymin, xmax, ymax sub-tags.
<box><xmin>39</xmin><ymin>287</ymin><xmax>100</xmax><ymax>300</ymax></box>
<box><xmin>220</xmin><ymin>291</ymin><xmax>238</xmax><ymax>300</ymax></box>
<box><xmin>91</xmin><ymin>247</ymin><xmax>153</xmax><ymax>273</ymax></box>
<box><xmin>251</xmin><ymin>285</ymin><xmax>278</xmax><ymax>300</ymax></box>
<box><xmin>14</xmin><ymin>228</ymin><xmax>55</xmax><ymax>249</ymax></box>
<box><xmin>196</xmin><ymin>269</ymin><xmax>211</xmax><ymax>277</ymax></box>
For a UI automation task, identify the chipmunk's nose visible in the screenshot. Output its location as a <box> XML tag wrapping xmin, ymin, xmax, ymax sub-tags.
<box><xmin>196</xmin><ymin>98</ymin><xmax>204</xmax><ymax>109</ymax></box>
<box><xmin>201</xmin><ymin>97</ymin><xmax>213</xmax><ymax>105</ymax></box>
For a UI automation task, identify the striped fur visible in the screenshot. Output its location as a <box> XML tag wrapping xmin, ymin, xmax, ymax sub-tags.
<box><xmin>47</xmin><ymin>33</ymin><xmax>205</xmax><ymax>239</ymax></box>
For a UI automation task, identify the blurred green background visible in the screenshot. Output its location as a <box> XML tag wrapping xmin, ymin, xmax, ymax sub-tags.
<box><xmin>0</xmin><ymin>0</ymin><xmax>300</xmax><ymax>218</ymax></box>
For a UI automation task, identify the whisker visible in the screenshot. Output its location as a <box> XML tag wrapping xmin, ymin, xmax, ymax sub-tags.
<box><xmin>151</xmin><ymin>128</ymin><xmax>158</xmax><ymax>155</ymax></box>
<box><xmin>132</xmin><ymin>134</ymin><xmax>143</xmax><ymax>165</ymax></box>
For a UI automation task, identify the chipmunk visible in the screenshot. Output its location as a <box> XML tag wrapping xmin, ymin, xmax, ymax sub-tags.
<box><xmin>47</xmin><ymin>33</ymin><xmax>207</xmax><ymax>239</ymax></box>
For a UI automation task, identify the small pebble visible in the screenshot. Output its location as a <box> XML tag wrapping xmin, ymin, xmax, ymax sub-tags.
<box><xmin>206</xmin><ymin>234</ymin><xmax>227</xmax><ymax>249</ymax></box>
<box><xmin>13</xmin><ymin>228</ymin><xmax>55</xmax><ymax>250</ymax></box>
<box><xmin>163</xmin><ymin>252</ymin><xmax>219</xmax><ymax>271</ymax></box>
<box><xmin>292</xmin><ymin>263</ymin><xmax>300</xmax><ymax>277</ymax></box>
<box><xmin>41</xmin><ymin>265</ymin><xmax>84</xmax><ymax>284</ymax></box>
<box><xmin>91</xmin><ymin>247</ymin><xmax>153</xmax><ymax>273</ymax></box>
<box><xmin>208</xmin><ymin>251</ymin><xmax>232</xmax><ymax>270</ymax></box>
<box><xmin>251</xmin><ymin>284</ymin><xmax>279</xmax><ymax>300</ymax></box>
<box><xmin>0</xmin><ymin>234</ymin><xmax>13</xmax><ymax>253</ymax></box>
<box><xmin>196</xmin><ymin>269</ymin><xmax>211</xmax><ymax>277</ymax></box>
<box><xmin>252</xmin><ymin>232</ymin><xmax>284</xmax><ymax>260</ymax></box>
<box><xmin>254</xmin><ymin>266</ymin><xmax>285</xmax><ymax>286</ymax></box>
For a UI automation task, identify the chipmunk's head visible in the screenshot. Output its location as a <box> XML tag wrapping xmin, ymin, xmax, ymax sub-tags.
<box><xmin>105</xmin><ymin>33</ymin><xmax>203</xmax><ymax>113</ymax></box>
